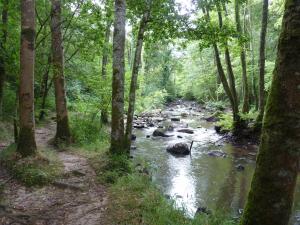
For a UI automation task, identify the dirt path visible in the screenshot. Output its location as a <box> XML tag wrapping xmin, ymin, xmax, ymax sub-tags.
<box><xmin>0</xmin><ymin>122</ymin><xmax>107</xmax><ymax>225</ymax></box>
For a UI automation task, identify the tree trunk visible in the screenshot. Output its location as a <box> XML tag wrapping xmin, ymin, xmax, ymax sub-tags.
<box><xmin>216</xmin><ymin>5</ymin><xmax>242</xmax><ymax>132</ymax></box>
<box><xmin>101</xmin><ymin>19</ymin><xmax>112</xmax><ymax>124</ymax></box>
<box><xmin>17</xmin><ymin>0</ymin><xmax>37</xmax><ymax>157</ymax></box>
<box><xmin>241</xmin><ymin>1</ymin><xmax>300</xmax><ymax>224</ymax></box>
<box><xmin>124</xmin><ymin>10</ymin><xmax>150</xmax><ymax>151</ymax></box>
<box><xmin>110</xmin><ymin>0</ymin><xmax>126</xmax><ymax>154</ymax></box>
<box><xmin>234</xmin><ymin>0</ymin><xmax>249</xmax><ymax>113</ymax></box>
<box><xmin>0</xmin><ymin>0</ymin><xmax>8</xmax><ymax>116</ymax></box>
<box><xmin>256</xmin><ymin>0</ymin><xmax>269</xmax><ymax>127</ymax></box>
<box><xmin>50</xmin><ymin>0</ymin><xmax>71</xmax><ymax>144</ymax></box>
<box><xmin>39</xmin><ymin>55</ymin><xmax>51</xmax><ymax>121</ymax></box>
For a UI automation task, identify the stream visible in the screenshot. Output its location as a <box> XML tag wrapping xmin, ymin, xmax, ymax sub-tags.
<box><xmin>131</xmin><ymin>100</ymin><xmax>300</xmax><ymax>224</ymax></box>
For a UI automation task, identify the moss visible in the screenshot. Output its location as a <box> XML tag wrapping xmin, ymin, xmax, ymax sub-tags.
<box><xmin>17</xmin><ymin>126</ymin><xmax>37</xmax><ymax>157</ymax></box>
<box><xmin>0</xmin><ymin>144</ymin><xmax>63</xmax><ymax>187</ymax></box>
<box><xmin>55</xmin><ymin>115</ymin><xmax>72</xmax><ymax>145</ymax></box>
<box><xmin>21</xmin><ymin>28</ymin><xmax>35</xmax><ymax>50</ymax></box>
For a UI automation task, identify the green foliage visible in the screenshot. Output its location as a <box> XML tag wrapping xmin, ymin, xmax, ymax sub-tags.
<box><xmin>0</xmin><ymin>145</ymin><xmax>63</xmax><ymax>186</ymax></box>
<box><xmin>217</xmin><ymin>113</ymin><xmax>234</xmax><ymax>131</ymax></box>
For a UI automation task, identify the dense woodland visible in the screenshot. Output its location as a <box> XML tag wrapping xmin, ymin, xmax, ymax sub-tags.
<box><xmin>0</xmin><ymin>0</ymin><xmax>299</xmax><ymax>224</ymax></box>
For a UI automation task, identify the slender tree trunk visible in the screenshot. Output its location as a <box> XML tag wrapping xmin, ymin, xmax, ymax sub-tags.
<box><xmin>216</xmin><ymin>5</ymin><xmax>242</xmax><ymax>132</ymax></box>
<box><xmin>17</xmin><ymin>0</ymin><xmax>37</xmax><ymax>157</ymax></box>
<box><xmin>39</xmin><ymin>55</ymin><xmax>51</xmax><ymax>120</ymax></box>
<box><xmin>50</xmin><ymin>0</ymin><xmax>71</xmax><ymax>144</ymax></box>
<box><xmin>256</xmin><ymin>0</ymin><xmax>269</xmax><ymax>127</ymax></box>
<box><xmin>0</xmin><ymin>0</ymin><xmax>8</xmax><ymax>117</ymax></box>
<box><xmin>234</xmin><ymin>0</ymin><xmax>249</xmax><ymax>113</ymax></box>
<box><xmin>241</xmin><ymin>1</ymin><xmax>300</xmax><ymax>224</ymax></box>
<box><xmin>124</xmin><ymin>10</ymin><xmax>150</xmax><ymax>151</ymax></box>
<box><xmin>248</xmin><ymin>6</ymin><xmax>259</xmax><ymax>110</ymax></box>
<box><xmin>110</xmin><ymin>0</ymin><xmax>126</xmax><ymax>154</ymax></box>
<box><xmin>101</xmin><ymin>19</ymin><xmax>112</xmax><ymax>124</ymax></box>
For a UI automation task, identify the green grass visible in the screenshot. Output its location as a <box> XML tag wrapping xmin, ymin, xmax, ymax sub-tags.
<box><xmin>0</xmin><ymin>144</ymin><xmax>63</xmax><ymax>187</ymax></box>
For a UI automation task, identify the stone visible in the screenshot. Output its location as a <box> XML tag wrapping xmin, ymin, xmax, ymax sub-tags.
<box><xmin>207</xmin><ymin>150</ymin><xmax>226</xmax><ymax>158</ymax></box>
<box><xmin>177</xmin><ymin>128</ymin><xmax>194</xmax><ymax>134</ymax></box>
<box><xmin>153</xmin><ymin>129</ymin><xmax>173</xmax><ymax>137</ymax></box>
<box><xmin>171</xmin><ymin>117</ymin><xmax>180</xmax><ymax>122</ymax></box>
<box><xmin>166</xmin><ymin>142</ymin><xmax>190</xmax><ymax>156</ymax></box>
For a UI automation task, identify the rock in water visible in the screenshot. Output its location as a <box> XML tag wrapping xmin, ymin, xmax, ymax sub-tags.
<box><xmin>207</xmin><ymin>150</ymin><xmax>226</xmax><ymax>158</ymax></box>
<box><xmin>131</xmin><ymin>134</ymin><xmax>137</xmax><ymax>141</ymax></box>
<box><xmin>153</xmin><ymin>128</ymin><xmax>173</xmax><ymax>137</ymax></box>
<box><xmin>195</xmin><ymin>207</ymin><xmax>211</xmax><ymax>216</ymax></box>
<box><xmin>177</xmin><ymin>128</ymin><xmax>194</xmax><ymax>134</ymax></box>
<box><xmin>171</xmin><ymin>117</ymin><xmax>180</xmax><ymax>122</ymax></box>
<box><xmin>166</xmin><ymin>142</ymin><xmax>190</xmax><ymax>156</ymax></box>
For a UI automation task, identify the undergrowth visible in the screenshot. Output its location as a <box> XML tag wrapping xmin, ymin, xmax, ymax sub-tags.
<box><xmin>0</xmin><ymin>144</ymin><xmax>63</xmax><ymax>186</ymax></box>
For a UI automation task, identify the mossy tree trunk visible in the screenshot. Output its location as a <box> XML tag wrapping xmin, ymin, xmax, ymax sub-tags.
<box><xmin>17</xmin><ymin>0</ymin><xmax>37</xmax><ymax>157</ymax></box>
<box><xmin>110</xmin><ymin>0</ymin><xmax>126</xmax><ymax>154</ymax></box>
<box><xmin>235</xmin><ymin>0</ymin><xmax>249</xmax><ymax>114</ymax></box>
<box><xmin>256</xmin><ymin>0</ymin><xmax>269</xmax><ymax>129</ymax></box>
<box><xmin>124</xmin><ymin>9</ymin><xmax>150</xmax><ymax>152</ymax></box>
<box><xmin>50</xmin><ymin>0</ymin><xmax>71</xmax><ymax>144</ymax></box>
<box><xmin>241</xmin><ymin>0</ymin><xmax>300</xmax><ymax>224</ymax></box>
<box><xmin>0</xmin><ymin>0</ymin><xmax>8</xmax><ymax>117</ymax></box>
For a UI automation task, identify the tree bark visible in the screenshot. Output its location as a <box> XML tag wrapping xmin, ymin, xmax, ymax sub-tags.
<box><xmin>124</xmin><ymin>10</ymin><xmax>150</xmax><ymax>151</ymax></box>
<box><xmin>256</xmin><ymin>0</ymin><xmax>269</xmax><ymax>127</ymax></box>
<box><xmin>0</xmin><ymin>0</ymin><xmax>8</xmax><ymax>116</ymax></box>
<box><xmin>101</xmin><ymin>19</ymin><xmax>112</xmax><ymax>124</ymax></box>
<box><xmin>50</xmin><ymin>0</ymin><xmax>71</xmax><ymax>144</ymax></box>
<box><xmin>17</xmin><ymin>0</ymin><xmax>37</xmax><ymax>157</ymax></box>
<box><xmin>110</xmin><ymin>0</ymin><xmax>126</xmax><ymax>154</ymax></box>
<box><xmin>234</xmin><ymin>0</ymin><xmax>249</xmax><ymax>113</ymax></box>
<box><xmin>241</xmin><ymin>1</ymin><xmax>300</xmax><ymax>224</ymax></box>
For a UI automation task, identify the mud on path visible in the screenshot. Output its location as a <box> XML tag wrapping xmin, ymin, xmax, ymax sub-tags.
<box><xmin>0</xmin><ymin>122</ymin><xmax>108</xmax><ymax>225</ymax></box>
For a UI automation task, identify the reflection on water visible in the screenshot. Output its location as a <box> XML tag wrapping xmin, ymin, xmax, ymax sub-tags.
<box><xmin>131</xmin><ymin>106</ymin><xmax>300</xmax><ymax>224</ymax></box>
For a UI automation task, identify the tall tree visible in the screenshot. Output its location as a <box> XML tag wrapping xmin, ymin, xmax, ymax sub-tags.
<box><xmin>256</xmin><ymin>0</ymin><xmax>269</xmax><ymax>128</ymax></box>
<box><xmin>0</xmin><ymin>0</ymin><xmax>8</xmax><ymax>116</ymax></box>
<box><xmin>234</xmin><ymin>0</ymin><xmax>249</xmax><ymax>113</ymax></box>
<box><xmin>124</xmin><ymin>8</ymin><xmax>151</xmax><ymax>151</ymax></box>
<box><xmin>110</xmin><ymin>0</ymin><xmax>126</xmax><ymax>154</ymax></box>
<box><xmin>217</xmin><ymin>3</ymin><xmax>241</xmax><ymax>131</ymax></box>
<box><xmin>50</xmin><ymin>0</ymin><xmax>71</xmax><ymax>144</ymax></box>
<box><xmin>17</xmin><ymin>0</ymin><xmax>37</xmax><ymax>157</ymax></box>
<box><xmin>241</xmin><ymin>0</ymin><xmax>300</xmax><ymax>224</ymax></box>
<box><xmin>101</xmin><ymin>0</ymin><xmax>113</xmax><ymax>124</ymax></box>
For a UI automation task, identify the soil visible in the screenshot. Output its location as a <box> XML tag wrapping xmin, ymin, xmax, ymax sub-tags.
<box><xmin>0</xmin><ymin>122</ymin><xmax>107</xmax><ymax>225</ymax></box>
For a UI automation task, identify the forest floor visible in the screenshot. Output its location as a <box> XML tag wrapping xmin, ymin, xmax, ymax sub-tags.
<box><xmin>0</xmin><ymin>121</ymin><xmax>108</xmax><ymax>225</ymax></box>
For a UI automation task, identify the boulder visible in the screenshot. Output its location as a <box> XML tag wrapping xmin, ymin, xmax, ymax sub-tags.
<box><xmin>153</xmin><ymin>128</ymin><xmax>173</xmax><ymax>137</ymax></box>
<box><xmin>207</xmin><ymin>150</ymin><xmax>226</xmax><ymax>158</ymax></box>
<box><xmin>131</xmin><ymin>134</ymin><xmax>137</xmax><ymax>141</ymax></box>
<box><xmin>166</xmin><ymin>142</ymin><xmax>190</xmax><ymax>156</ymax></box>
<box><xmin>177</xmin><ymin>128</ymin><xmax>194</xmax><ymax>134</ymax></box>
<box><xmin>236</xmin><ymin>164</ymin><xmax>245</xmax><ymax>171</ymax></box>
<box><xmin>133</xmin><ymin>123</ymin><xmax>146</xmax><ymax>129</ymax></box>
<box><xmin>171</xmin><ymin>117</ymin><xmax>180</xmax><ymax>122</ymax></box>
<box><xmin>195</xmin><ymin>207</ymin><xmax>211</xmax><ymax>216</ymax></box>
<box><xmin>181</xmin><ymin>112</ymin><xmax>188</xmax><ymax>118</ymax></box>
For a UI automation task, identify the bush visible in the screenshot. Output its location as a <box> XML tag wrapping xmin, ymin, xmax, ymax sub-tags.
<box><xmin>91</xmin><ymin>153</ymin><xmax>132</xmax><ymax>184</ymax></box>
<box><xmin>217</xmin><ymin>113</ymin><xmax>233</xmax><ymax>132</ymax></box>
<box><xmin>70</xmin><ymin>112</ymin><xmax>109</xmax><ymax>147</ymax></box>
<box><xmin>0</xmin><ymin>145</ymin><xmax>62</xmax><ymax>186</ymax></box>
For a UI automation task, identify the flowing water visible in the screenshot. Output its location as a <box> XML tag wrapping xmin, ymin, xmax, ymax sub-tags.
<box><xmin>131</xmin><ymin>101</ymin><xmax>300</xmax><ymax>224</ymax></box>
